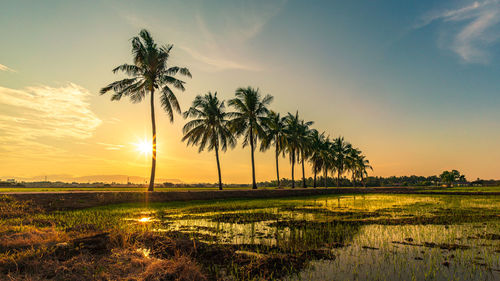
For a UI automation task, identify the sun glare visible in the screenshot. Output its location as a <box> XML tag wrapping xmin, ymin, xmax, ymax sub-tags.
<box><xmin>138</xmin><ymin>217</ymin><xmax>151</xmax><ymax>223</ymax></box>
<box><xmin>134</xmin><ymin>139</ymin><xmax>152</xmax><ymax>155</ymax></box>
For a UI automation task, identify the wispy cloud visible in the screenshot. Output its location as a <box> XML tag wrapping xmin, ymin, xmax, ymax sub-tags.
<box><xmin>188</xmin><ymin>0</ymin><xmax>286</xmax><ymax>71</ymax></box>
<box><xmin>0</xmin><ymin>63</ymin><xmax>16</xmax><ymax>72</ymax></box>
<box><xmin>416</xmin><ymin>0</ymin><xmax>500</xmax><ymax>64</ymax></box>
<box><xmin>0</xmin><ymin>83</ymin><xmax>102</xmax><ymax>157</ymax></box>
<box><xmin>180</xmin><ymin>46</ymin><xmax>261</xmax><ymax>71</ymax></box>
<box><xmin>117</xmin><ymin>0</ymin><xmax>286</xmax><ymax>71</ymax></box>
<box><xmin>97</xmin><ymin>142</ymin><xmax>125</xmax><ymax>150</ymax></box>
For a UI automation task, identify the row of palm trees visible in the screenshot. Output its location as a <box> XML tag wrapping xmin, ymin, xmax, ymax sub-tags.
<box><xmin>182</xmin><ymin>89</ymin><xmax>372</xmax><ymax>190</ymax></box>
<box><xmin>100</xmin><ymin>29</ymin><xmax>371</xmax><ymax>192</ymax></box>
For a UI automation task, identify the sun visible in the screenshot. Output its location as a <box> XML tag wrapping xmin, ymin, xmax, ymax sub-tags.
<box><xmin>134</xmin><ymin>139</ymin><xmax>152</xmax><ymax>155</ymax></box>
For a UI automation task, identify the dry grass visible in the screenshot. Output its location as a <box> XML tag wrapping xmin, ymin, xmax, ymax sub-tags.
<box><xmin>141</xmin><ymin>254</ymin><xmax>206</xmax><ymax>281</ymax></box>
<box><xmin>0</xmin><ymin>196</ymin><xmax>208</xmax><ymax>281</ymax></box>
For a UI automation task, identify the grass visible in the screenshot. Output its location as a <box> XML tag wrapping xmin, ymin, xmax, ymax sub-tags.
<box><xmin>1</xmin><ymin>185</ymin><xmax>499</xmax><ymax>193</ymax></box>
<box><xmin>417</xmin><ymin>186</ymin><xmax>500</xmax><ymax>193</ymax></box>
<box><xmin>0</xmin><ymin>186</ymin><xmax>274</xmax><ymax>192</ymax></box>
<box><xmin>1</xmin><ymin>194</ymin><xmax>499</xmax><ymax>280</ymax></box>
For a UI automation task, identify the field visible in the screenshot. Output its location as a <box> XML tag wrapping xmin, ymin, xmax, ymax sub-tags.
<box><xmin>1</xmin><ymin>186</ymin><xmax>499</xmax><ymax>193</ymax></box>
<box><xmin>1</xmin><ymin>193</ymin><xmax>499</xmax><ymax>280</ymax></box>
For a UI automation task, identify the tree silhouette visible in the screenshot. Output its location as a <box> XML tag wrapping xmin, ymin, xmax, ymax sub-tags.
<box><xmin>228</xmin><ymin>87</ymin><xmax>273</xmax><ymax>189</ymax></box>
<box><xmin>182</xmin><ymin>92</ymin><xmax>235</xmax><ymax>190</ymax></box>
<box><xmin>100</xmin><ymin>29</ymin><xmax>191</xmax><ymax>191</ymax></box>
<box><xmin>261</xmin><ymin>111</ymin><xmax>287</xmax><ymax>188</ymax></box>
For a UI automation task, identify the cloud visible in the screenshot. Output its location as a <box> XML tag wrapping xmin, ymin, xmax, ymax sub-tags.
<box><xmin>180</xmin><ymin>46</ymin><xmax>261</xmax><ymax>71</ymax></box>
<box><xmin>97</xmin><ymin>142</ymin><xmax>125</xmax><ymax>150</ymax></box>
<box><xmin>116</xmin><ymin>0</ymin><xmax>286</xmax><ymax>71</ymax></box>
<box><xmin>0</xmin><ymin>83</ymin><xmax>102</xmax><ymax>156</ymax></box>
<box><xmin>0</xmin><ymin>63</ymin><xmax>16</xmax><ymax>72</ymax></box>
<box><xmin>186</xmin><ymin>0</ymin><xmax>286</xmax><ymax>71</ymax></box>
<box><xmin>416</xmin><ymin>0</ymin><xmax>500</xmax><ymax>64</ymax></box>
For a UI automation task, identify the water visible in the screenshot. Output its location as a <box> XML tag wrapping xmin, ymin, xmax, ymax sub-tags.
<box><xmin>128</xmin><ymin>194</ymin><xmax>500</xmax><ymax>280</ymax></box>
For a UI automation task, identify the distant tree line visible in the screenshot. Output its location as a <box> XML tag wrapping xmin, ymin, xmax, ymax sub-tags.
<box><xmin>164</xmin><ymin>170</ymin><xmax>499</xmax><ymax>188</ymax></box>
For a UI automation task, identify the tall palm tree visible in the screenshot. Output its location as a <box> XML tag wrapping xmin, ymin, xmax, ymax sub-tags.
<box><xmin>228</xmin><ymin>87</ymin><xmax>273</xmax><ymax>189</ymax></box>
<box><xmin>298</xmin><ymin>119</ymin><xmax>314</xmax><ymax>188</ymax></box>
<box><xmin>321</xmin><ymin>137</ymin><xmax>334</xmax><ymax>187</ymax></box>
<box><xmin>308</xmin><ymin>129</ymin><xmax>325</xmax><ymax>188</ymax></box>
<box><xmin>100</xmin><ymin>29</ymin><xmax>191</xmax><ymax>192</ymax></box>
<box><xmin>346</xmin><ymin>148</ymin><xmax>362</xmax><ymax>186</ymax></box>
<box><xmin>332</xmin><ymin>137</ymin><xmax>352</xmax><ymax>187</ymax></box>
<box><xmin>353</xmin><ymin>154</ymin><xmax>372</xmax><ymax>187</ymax></box>
<box><xmin>261</xmin><ymin>111</ymin><xmax>287</xmax><ymax>188</ymax></box>
<box><xmin>182</xmin><ymin>92</ymin><xmax>235</xmax><ymax>190</ymax></box>
<box><xmin>284</xmin><ymin>112</ymin><xmax>302</xmax><ymax>188</ymax></box>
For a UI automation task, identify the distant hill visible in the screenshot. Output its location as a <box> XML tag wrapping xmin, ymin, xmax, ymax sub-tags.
<box><xmin>1</xmin><ymin>174</ymin><xmax>182</xmax><ymax>184</ymax></box>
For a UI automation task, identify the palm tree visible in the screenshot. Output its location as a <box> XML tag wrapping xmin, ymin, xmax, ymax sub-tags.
<box><xmin>308</xmin><ymin>129</ymin><xmax>325</xmax><ymax>188</ymax></box>
<box><xmin>321</xmin><ymin>137</ymin><xmax>333</xmax><ymax>187</ymax></box>
<box><xmin>228</xmin><ymin>87</ymin><xmax>273</xmax><ymax>189</ymax></box>
<box><xmin>332</xmin><ymin>137</ymin><xmax>352</xmax><ymax>187</ymax></box>
<box><xmin>346</xmin><ymin>148</ymin><xmax>362</xmax><ymax>186</ymax></box>
<box><xmin>182</xmin><ymin>92</ymin><xmax>235</xmax><ymax>190</ymax></box>
<box><xmin>283</xmin><ymin>112</ymin><xmax>301</xmax><ymax>188</ymax></box>
<box><xmin>101</xmin><ymin>29</ymin><xmax>191</xmax><ymax>192</ymax></box>
<box><xmin>298</xmin><ymin>119</ymin><xmax>314</xmax><ymax>188</ymax></box>
<box><xmin>353</xmin><ymin>154</ymin><xmax>372</xmax><ymax>187</ymax></box>
<box><xmin>261</xmin><ymin>111</ymin><xmax>287</xmax><ymax>188</ymax></box>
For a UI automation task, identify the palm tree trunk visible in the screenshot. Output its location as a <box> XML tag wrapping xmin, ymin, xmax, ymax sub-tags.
<box><xmin>291</xmin><ymin>151</ymin><xmax>295</xmax><ymax>188</ymax></box>
<box><xmin>313</xmin><ymin>169</ymin><xmax>317</xmax><ymax>188</ymax></box>
<box><xmin>275</xmin><ymin>139</ymin><xmax>280</xmax><ymax>188</ymax></box>
<box><xmin>148</xmin><ymin>89</ymin><xmax>156</xmax><ymax>192</ymax></box>
<box><xmin>337</xmin><ymin>169</ymin><xmax>341</xmax><ymax>187</ymax></box>
<box><xmin>215</xmin><ymin>143</ymin><xmax>222</xmax><ymax>190</ymax></box>
<box><xmin>301</xmin><ymin>150</ymin><xmax>306</xmax><ymax>188</ymax></box>
<box><xmin>249</xmin><ymin>126</ymin><xmax>257</xmax><ymax>189</ymax></box>
<box><xmin>323</xmin><ymin>167</ymin><xmax>327</xmax><ymax>187</ymax></box>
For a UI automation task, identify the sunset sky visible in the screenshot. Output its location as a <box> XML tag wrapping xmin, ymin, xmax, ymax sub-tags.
<box><xmin>1</xmin><ymin>0</ymin><xmax>500</xmax><ymax>183</ymax></box>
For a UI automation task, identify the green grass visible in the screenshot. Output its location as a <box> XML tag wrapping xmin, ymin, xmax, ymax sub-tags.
<box><xmin>417</xmin><ymin>186</ymin><xmax>500</xmax><ymax>193</ymax></box>
<box><xmin>0</xmin><ymin>186</ymin><xmax>280</xmax><ymax>192</ymax></box>
<box><xmin>2</xmin><ymin>193</ymin><xmax>500</xmax><ymax>280</ymax></box>
<box><xmin>1</xmin><ymin>185</ymin><xmax>499</xmax><ymax>193</ymax></box>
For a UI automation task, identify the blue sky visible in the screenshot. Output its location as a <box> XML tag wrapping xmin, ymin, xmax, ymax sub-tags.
<box><xmin>1</xmin><ymin>0</ymin><xmax>499</xmax><ymax>182</ymax></box>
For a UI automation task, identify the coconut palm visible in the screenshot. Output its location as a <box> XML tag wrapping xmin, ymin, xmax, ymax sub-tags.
<box><xmin>332</xmin><ymin>137</ymin><xmax>352</xmax><ymax>187</ymax></box>
<box><xmin>346</xmin><ymin>148</ymin><xmax>362</xmax><ymax>186</ymax></box>
<box><xmin>298</xmin><ymin>119</ymin><xmax>314</xmax><ymax>188</ymax></box>
<box><xmin>228</xmin><ymin>87</ymin><xmax>273</xmax><ymax>189</ymax></box>
<box><xmin>283</xmin><ymin>112</ymin><xmax>300</xmax><ymax>188</ymax></box>
<box><xmin>308</xmin><ymin>129</ymin><xmax>326</xmax><ymax>188</ymax></box>
<box><xmin>182</xmin><ymin>92</ymin><xmax>235</xmax><ymax>190</ymax></box>
<box><xmin>100</xmin><ymin>29</ymin><xmax>191</xmax><ymax>192</ymax></box>
<box><xmin>353</xmin><ymin>154</ymin><xmax>372</xmax><ymax>187</ymax></box>
<box><xmin>261</xmin><ymin>111</ymin><xmax>287</xmax><ymax>188</ymax></box>
<box><xmin>321</xmin><ymin>137</ymin><xmax>334</xmax><ymax>187</ymax></box>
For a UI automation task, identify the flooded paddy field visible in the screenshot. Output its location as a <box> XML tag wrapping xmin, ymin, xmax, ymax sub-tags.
<box><xmin>1</xmin><ymin>194</ymin><xmax>499</xmax><ymax>280</ymax></box>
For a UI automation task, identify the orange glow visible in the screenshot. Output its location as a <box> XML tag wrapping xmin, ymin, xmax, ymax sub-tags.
<box><xmin>134</xmin><ymin>139</ymin><xmax>152</xmax><ymax>155</ymax></box>
<box><xmin>138</xmin><ymin>217</ymin><xmax>151</xmax><ymax>223</ymax></box>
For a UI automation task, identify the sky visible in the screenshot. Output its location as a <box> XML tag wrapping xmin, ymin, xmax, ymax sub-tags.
<box><xmin>1</xmin><ymin>0</ymin><xmax>500</xmax><ymax>183</ymax></box>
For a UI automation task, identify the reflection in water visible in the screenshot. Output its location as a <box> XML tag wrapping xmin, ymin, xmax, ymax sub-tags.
<box><xmin>138</xmin><ymin>217</ymin><xmax>152</xmax><ymax>223</ymax></box>
<box><xmin>125</xmin><ymin>195</ymin><xmax>500</xmax><ymax>281</ymax></box>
